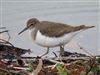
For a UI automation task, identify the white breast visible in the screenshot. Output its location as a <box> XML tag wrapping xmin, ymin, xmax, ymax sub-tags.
<box><xmin>33</xmin><ymin>30</ymin><xmax>82</xmax><ymax>47</ymax></box>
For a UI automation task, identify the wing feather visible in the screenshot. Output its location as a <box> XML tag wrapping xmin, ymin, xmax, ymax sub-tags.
<box><xmin>38</xmin><ymin>21</ymin><xmax>74</xmax><ymax>37</ymax></box>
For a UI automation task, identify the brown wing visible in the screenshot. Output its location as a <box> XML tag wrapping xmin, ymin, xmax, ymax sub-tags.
<box><xmin>38</xmin><ymin>21</ymin><xmax>74</xmax><ymax>37</ymax></box>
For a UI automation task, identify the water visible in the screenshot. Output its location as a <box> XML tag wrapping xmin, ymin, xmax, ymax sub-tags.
<box><xmin>0</xmin><ymin>0</ymin><xmax>99</xmax><ymax>56</ymax></box>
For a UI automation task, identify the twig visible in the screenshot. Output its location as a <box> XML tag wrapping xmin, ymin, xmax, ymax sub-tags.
<box><xmin>0</xmin><ymin>27</ymin><xmax>6</xmax><ymax>29</ymax></box>
<box><xmin>31</xmin><ymin>59</ymin><xmax>43</xmax><ymax>75</ymax></box>
<box><xmin>47</xmin><ymin>57</ymin><xmax>90</xmax><ymax>60</ymax></box>
<box><xmin>6</xmin><ymin>31</ymin><xmax>11</xmax><ymax>41</ymax></box>
<box><xmin>0</xmin><ymin>39</ymin><xmax>14</xmax><ymax>47</ymax></box>
<box><xmin>0</xmin><ymin>30</ymin><xmax>9</xmax><ymax>34</ymax></box>
<box><xmin>47</xmin><ymin>59</ymin><xmax>64</xmax><ymax>65</ymax></box>
<box><xmin>0</xmin><ymin>30</ymin><xmax>11</xmax><ymax>41</ymax></box>
<box><xmin>53</xmin><ymin>52</ymin><xmax>58</xmax><ymax>57</ymax></box>
<box><xmin>77</xmin><ymin>43</ymin><xmax>93</xmax><ymax>57</ymax></box>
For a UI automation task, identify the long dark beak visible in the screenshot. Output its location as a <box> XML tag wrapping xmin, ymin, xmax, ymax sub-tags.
<box><xmin>18</xmin><ymin>27</ymin><xmax>29</xmax><ymax>35</ymax></box>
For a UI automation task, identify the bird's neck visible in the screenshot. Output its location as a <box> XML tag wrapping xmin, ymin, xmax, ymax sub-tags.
<box><xmin>29</xmin><ymin>27</ymin><xmax>38</xmax><ymax>40</ymax></box>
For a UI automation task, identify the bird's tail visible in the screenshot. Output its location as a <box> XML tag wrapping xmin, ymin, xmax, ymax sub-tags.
<box><xmin>82</xmin><ymin>25</ymin><xmax>95</xmax><ymax>29</ymax></box>
<box><xmin>74</xmin><ymin>25</ymin><xmax>95</xmax><ymax>31</ymax></box>
<box><xmin>75</xmin><ymin>25</ymin><xmax>95</xmax><ymax>31</ymax></box>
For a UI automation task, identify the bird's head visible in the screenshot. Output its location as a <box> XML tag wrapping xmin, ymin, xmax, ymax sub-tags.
<box><xmin>18</xmin><ymin>18</ymin><xmax>39</xmax><ymax>35</ymax></box>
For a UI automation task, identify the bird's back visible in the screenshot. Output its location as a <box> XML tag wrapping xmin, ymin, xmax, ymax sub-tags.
<box><xmin>36</xmin><ymin>21</ymin><xmax>85</xmax><ymax>37</ymax></box>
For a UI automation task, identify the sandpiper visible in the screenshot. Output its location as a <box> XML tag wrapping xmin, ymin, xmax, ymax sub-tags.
<box><xmin>18</xmin><ymin>18</ymin><xmax>94</xmax><ymax>57</ymax></box>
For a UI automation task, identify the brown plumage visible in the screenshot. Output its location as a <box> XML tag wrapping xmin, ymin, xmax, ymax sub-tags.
<box><xmin>35</xmin><ymin>21</ymin><xmax>94</xmax><ymax>37</ymax></box>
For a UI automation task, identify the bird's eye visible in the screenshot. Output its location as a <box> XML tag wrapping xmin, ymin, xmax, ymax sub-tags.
<box><xmin>28</xmin><ymin>24</ymin><xmax>33</xmax><ymax>27</ymax></box>
<box><xmin>31</xmin><ymin>24</ymin><xmax>33</xmax><ymax>25</ymax></box>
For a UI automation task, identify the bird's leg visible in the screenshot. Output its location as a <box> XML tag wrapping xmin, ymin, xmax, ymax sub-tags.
<box><xmin>60</xmin><ymin>46</ymin><xmax>64</xmax><ymax>57</ymax></box>
<box><xmin>40</xmin><ymin>47</ymin><xmax>49</xmax><ymax>57</ymax></box>
<box><xmin>58</xmin><ymin>46</ymin><xmax>65</xmax><ymax>62</ymax></box>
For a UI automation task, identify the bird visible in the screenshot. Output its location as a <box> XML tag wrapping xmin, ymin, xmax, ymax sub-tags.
<box><xmin>18</xmin><ymin>18</ymin><xmax>94</xmax><ymax>57</ymax></box>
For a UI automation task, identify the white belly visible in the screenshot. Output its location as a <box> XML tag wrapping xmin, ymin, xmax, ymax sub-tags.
<box><xmin>32</xmin><ymin>30</ymin><xmax>81</xmax><ymax>47</ymax></box>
